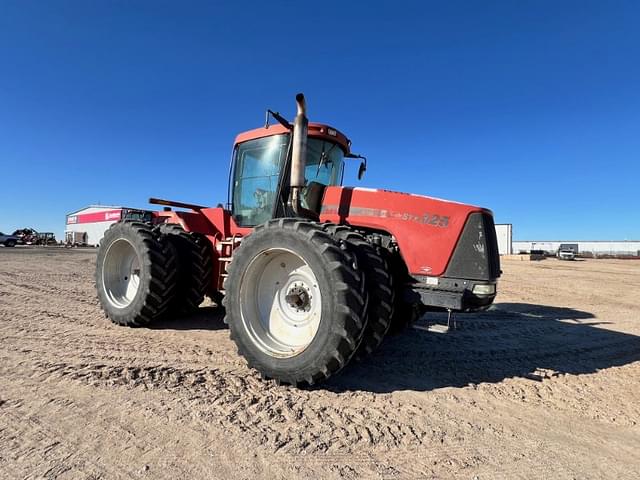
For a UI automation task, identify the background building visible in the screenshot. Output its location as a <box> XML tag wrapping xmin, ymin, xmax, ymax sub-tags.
<box><xmin>65</xmin><ymin>205</ymin><xmax>125</xmax><ymax>246</ymax></box>
<box><xmin>512</xmin><ymin>240</ymin><xmax>640</xmax><ymax>257</ymax></box>
<box><xmin>491</xmin><ymin>225</ymin><xmax>640</xmax><ymax>257</ymax></box>
<box><xmin>494</xmin><ymin>224</ymin><xmax>513</xmax><ymax>255</ymax></box>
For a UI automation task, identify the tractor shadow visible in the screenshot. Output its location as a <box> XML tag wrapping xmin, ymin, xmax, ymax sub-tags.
<box><xmin>150</xmin><ymin>306</ymin><xmax>228</xmax><ymax>331</ymax></box>
<box><xmin>326</xmin><ymin>302</ymin><xmax>640</xmax><ymax>393</ymax></box>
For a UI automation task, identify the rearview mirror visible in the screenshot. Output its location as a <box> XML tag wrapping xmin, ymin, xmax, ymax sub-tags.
<box><xmin>357</xmin><ymin>161</ymin><xmax>367</xmax><ymax>180</ymax></box>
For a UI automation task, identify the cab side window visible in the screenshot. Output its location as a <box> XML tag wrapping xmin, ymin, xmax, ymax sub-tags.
<box><xmin>232</xmin><ymin>135</ymin><xmax>289</xmax><ymax>226</ymax></box>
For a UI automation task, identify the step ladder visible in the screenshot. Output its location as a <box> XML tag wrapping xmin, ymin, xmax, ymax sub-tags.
<box><xmin>413</xmin><ymin>309</ymin><xmax>457</xmax><ymax>334</ymax></box>
<box><xmin>216</xmin><ymin>235</ymin><xmax>242</xmax><ymax>293</ymax></box>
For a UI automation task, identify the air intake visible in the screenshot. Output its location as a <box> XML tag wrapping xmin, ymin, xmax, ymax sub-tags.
<box><xmin>444</xmin><ymin>212</ymin><xmax>501</xmax><ymax>281</ymax></box>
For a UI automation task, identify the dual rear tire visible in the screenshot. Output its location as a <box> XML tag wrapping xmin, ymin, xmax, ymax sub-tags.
<box><xmin>96</xmin><ymin>221</ymin><xmax>177</xmax><ymax>327</ymax></box>
<box><xmin>95</xmin><ymin>221</ymin><xmax>211</xmax><ymax>326</ymax></box>
<box><xmin>155</xmin><ymin>223</ymin><xmax>212</xmax><ymax>315</ymax></box>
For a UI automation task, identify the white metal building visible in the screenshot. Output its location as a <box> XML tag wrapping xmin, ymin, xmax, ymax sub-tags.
<box><xmin>65</xmin><ymin>205</ymin><xmax>125</xmax><ymax>246</ymax></box>
<box><xmin>494</xmin><ymin>224</ymin><xmax>513</xmax><ymax>255</ymax></box>
<box><xmin>512</xmin><ymin>240</ymin><xmax>640</xmax><ymax>257</ymax></box>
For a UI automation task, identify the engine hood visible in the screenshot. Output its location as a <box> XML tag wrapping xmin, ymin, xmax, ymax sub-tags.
<box><xmin>320</xmin><ymin>186</ymin><xmax>494</xmax><ymax>277</ymax></box>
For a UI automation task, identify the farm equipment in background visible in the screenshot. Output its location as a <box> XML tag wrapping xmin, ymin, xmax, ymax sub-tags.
<box><xmin>13</xmin><ymin>228</ymin><xmax>38</xmax><ymax>245</ymax></box>
<box><xmin>12</xmin><ymin>228</ymin><xmax>57</xmax><ymax>246</ymax></box>
<box><xmin>35</xmin><ymin>232</ymin><xmax>57</xmax><ymax>246</ymax></box>
<box><xmin>95</xmin><ymin>93</ymin><xmax>501</xmax><ymax>387</ymax></box>
<box><xmin>121</xmin><ymin>208</ymin><xmax>154</xmax><ymax>223</ymax></box>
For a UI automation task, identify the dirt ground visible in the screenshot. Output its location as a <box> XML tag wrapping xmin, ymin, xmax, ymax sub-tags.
<box><xmin>1</xmin><ymin>248</ymin><xmax>639</xmax><ymax>479</ymax></box>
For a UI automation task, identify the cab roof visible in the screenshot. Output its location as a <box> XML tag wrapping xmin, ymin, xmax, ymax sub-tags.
<box><xmin>234</xmin><ymin>122</ymin><xmax>351</xmax><ymax>155</ymax></box>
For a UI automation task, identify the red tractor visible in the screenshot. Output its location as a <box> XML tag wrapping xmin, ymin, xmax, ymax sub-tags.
<box><xmin>95</xmin><ymin>94</ymin><xmax>500</xmax><ymax>386</ymax></box>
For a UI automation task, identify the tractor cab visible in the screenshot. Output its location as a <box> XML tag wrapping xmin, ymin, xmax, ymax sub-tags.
<box><xmin>229</xmin><ymin>122</ymin><xmax>351</xmax><ymax>227</ymax></box>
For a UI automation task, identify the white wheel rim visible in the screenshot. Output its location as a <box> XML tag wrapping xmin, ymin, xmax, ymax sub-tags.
<box><xmin>102</xmin><ymin>238</ymin><xmax>141</xmax><ymax>308</ymax></box>
<box><xmin>239</xmin><ymin>248</ymin><xmax>322</xmax><ymax>358</ymax></box>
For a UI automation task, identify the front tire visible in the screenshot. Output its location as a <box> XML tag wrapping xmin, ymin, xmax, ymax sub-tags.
<box><xmin>96</xmin><ymin>221</ymin><xmax>177</xmax><ymax>327</ymax></box>
<box><xmin>223</xmin><ymin>219</ymin><xmax>367</xmax><ymax>386</ymax></box>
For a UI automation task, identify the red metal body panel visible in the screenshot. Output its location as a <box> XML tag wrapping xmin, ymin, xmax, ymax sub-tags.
<box><xmin>157</xmin><ymin>208</ymin><xmax>251</xmax><ymax>238</ymax></box>
<box><xmin>152</xmin><ymin>185</ymin><xmax>491</xmax><ymax>287</ymax></box>
<box><xmin>156</xmin><ymin>208</ymin><xmax>252</xmax><ymax>293</ymax></box>
<box><xmin>319</xmin><ymin>187</ymin><xmax>489</xmax><ymax>277</ymax></box>
<box><xmin>234</xmin><ymin>123</ymin><xmax>351</xmax><ymax>154</ymax></box>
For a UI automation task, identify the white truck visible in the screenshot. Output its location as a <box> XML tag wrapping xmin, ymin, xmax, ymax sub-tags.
<box><xmin>557</xmin><ymin>243</ymin><xmax>578</xmax><ymax>260</ymax></box>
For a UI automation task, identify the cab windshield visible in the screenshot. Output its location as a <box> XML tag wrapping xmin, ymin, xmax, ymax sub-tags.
<box><xmin>304</xmin><ymin>137</ymin><xmax>344</xmax><ymax>188</ymax></box>
<box><xmin>231</xmin><ymin>134</ymin><xmax>344</xmax><ymax>227</ymax></box>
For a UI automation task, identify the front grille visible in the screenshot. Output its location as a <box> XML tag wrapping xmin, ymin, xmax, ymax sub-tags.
<box><xmin>482</xmin><ymin>213</ymin><xmax>501</xmax><ymax>279</ymax></box>
<box><xmin>444</xmin><ymin>212</ymin><xmax>501</xmax><ymax>281</ymax></box>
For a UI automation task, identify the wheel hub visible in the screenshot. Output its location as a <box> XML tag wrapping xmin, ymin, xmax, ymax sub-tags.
<box><xmin>239</xmin><ymin>248</ymin><xmax>322</xmax><ymax>358</ymax></box>
<box><xmin>285</xmin><ymin>284</ymin><xmax>311</xmax><ymax>312</ymax></box>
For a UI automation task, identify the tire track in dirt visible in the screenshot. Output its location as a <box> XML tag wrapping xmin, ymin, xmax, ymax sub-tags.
<box><xmin>3</xmin><ymin>249</ymin><xmax>640</xmax><ymax>479</ymax></box>
<box><xmin>0</xmin><ymin>322</ymin><xmax>243</xmax><ymax>377</ymax></box>
<box><xmin>3</xmin><ymin>254</ymin><xmax>639</xmax><ymax>455</ymax></box>
<box><xmin>3</xmin><ymin>357</ymin><xmax>444</xmax><ymax>454</ymax></box>
<box><xmin>0</xmin><ymin>378</ymin><xmax>254</xmax><ymax>479</ymax></box>
<box><xmin>5</xmin><ymin>342</ymin><xmax>639</xmax><ymax>462</ymax></box>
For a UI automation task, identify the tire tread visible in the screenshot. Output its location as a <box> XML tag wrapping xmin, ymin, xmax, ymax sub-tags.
<box><xmin>223</xmin><ymin>219</ymin><xmax>367</xmax><ymax>387</ymax></box>
<box><xmin>95</xmin><ymin>221</ymin><xmax>177</xmax><ymax>327</ymax></box>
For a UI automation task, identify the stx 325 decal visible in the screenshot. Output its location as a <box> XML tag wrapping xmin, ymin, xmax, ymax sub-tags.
<box><xmin>321</xmin><ymin>205</ymin><xmax>450</xmax><ymax>228</ymax></box>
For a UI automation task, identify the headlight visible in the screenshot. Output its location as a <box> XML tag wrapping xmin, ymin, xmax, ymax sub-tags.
<box><xmin>472</xmin><ymin>283</ymin><xmax>495</xmax><ymax>295</ymax></box>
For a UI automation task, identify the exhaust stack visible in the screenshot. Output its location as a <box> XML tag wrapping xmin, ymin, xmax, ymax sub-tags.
<box><xmin>289</xmin><ymin>93</ymin><xmax>308</xmax><ymax>214</ymax></box>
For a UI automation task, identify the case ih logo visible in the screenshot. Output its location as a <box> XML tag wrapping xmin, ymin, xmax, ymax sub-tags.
<box><xmin>67</xmin><ymin>216</ymin><xmax>78</xmax><ymax>225</ymax></box>
<box><xmin>105</xmin><ymin>212</ymin><xmax>121</xmax><ymax>220</ymax></box>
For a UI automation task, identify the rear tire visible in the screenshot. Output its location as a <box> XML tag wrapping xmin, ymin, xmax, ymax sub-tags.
<box><xmin>322</xmin><ymin>224</ymin><xmax>394</xmax><ymax>358</ymax></box>
<box><xmin>155</xmin><ymin>223</ymin><xmax>213</xmax><ymax>314</ymax></box>
<box><xmin>96</xmin><ymin>221</ymin><xmax>177</xmax><ymax>327</ymax></box>
<box><xmin>223</xmin><ymin>219</ymin><xmax>367</xmax><ymax>386</ymax></box>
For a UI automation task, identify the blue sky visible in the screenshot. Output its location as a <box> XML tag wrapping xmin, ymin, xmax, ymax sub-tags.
<box><xmin>1</xmin><ymin>1</ymin><xmax>639</xmax><ymax>240</ymax></box>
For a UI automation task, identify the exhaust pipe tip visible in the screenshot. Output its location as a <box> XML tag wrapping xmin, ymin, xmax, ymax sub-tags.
<box><xmin>295</xmin><ymin>93</ymin><xmax>306</xmax><ymax>115</ymax></box>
